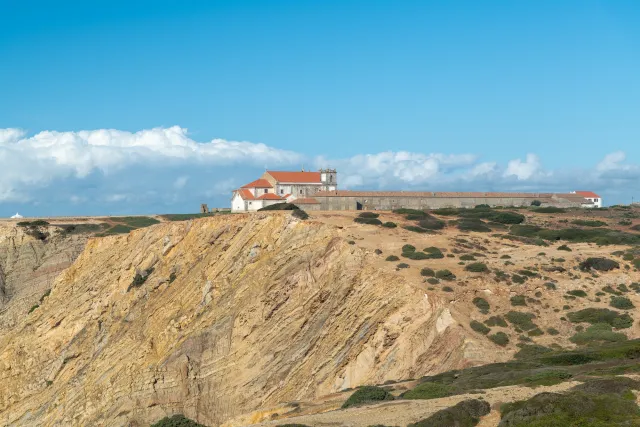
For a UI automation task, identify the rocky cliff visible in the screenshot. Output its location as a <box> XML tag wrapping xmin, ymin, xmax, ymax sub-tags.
<box><xmin>0</xmin><ymin>213</ymin><xmax>487</xmax><ymax>426</ymax></box>
<box><xmin>0</xmin><ymin>224</ymin><xmax>87</xmax><ymax>333</ymax></box>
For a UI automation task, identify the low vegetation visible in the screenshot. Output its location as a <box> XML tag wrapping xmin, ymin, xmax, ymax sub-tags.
<box><xmin>465</xmin><ymin>262</ymin><xmax>488</xmax><ymax>273</ymax></box>
<box><xmin>579</xmin><ymin>257</ymin><xmax>619</xmax><ymax>272</ymax></box>
<box><xmin>408</xmin><ymin>399</ymin><xmax>489</xmax><ymax>427</ymax></box>
<box><xmin>472</xmin><ymin>297</ymin><xmax>490</xmax><ymax>314</ymax></box>
<box><xmin>567</xmin><ymin>308</ymin><xmax>633</xmax><ymax>329</ymax></box>
<box><xmin>151</xmin><ymin>415</ymin><xmax>206</xmax><ymax>427</ymax></box>
<box><xmin>341</xmin><ymin>386</ymin><xmax>394</xmax><ymax>408</ymax></box>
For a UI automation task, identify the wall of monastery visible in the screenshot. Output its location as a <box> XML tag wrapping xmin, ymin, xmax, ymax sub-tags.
<box><xmin>313</xmin><ymin>195</ymin><xmax>582</xmax><ymax>211</ymax></box>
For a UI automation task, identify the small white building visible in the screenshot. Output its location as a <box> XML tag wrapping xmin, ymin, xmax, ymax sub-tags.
<box><xmin>571</xmin><ymin>191</ymin><xmax>602</xmax><ymax>208</ymax></box>
<box><xmin>231</xmin><ymin>169</ymin><xmax>338</xmax><ymax>212</ymax></box>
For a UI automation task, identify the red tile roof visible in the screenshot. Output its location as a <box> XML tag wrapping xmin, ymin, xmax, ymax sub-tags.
<box><xmin>293</xmin><ymin>198</ymin><xmax>320</xmax><ymax>204</ymax></box>
<box><xmin>574</xmin><ymin>191</ymin><xmax>600</xmax><ymax>198</ymax></box>
<box><xmin>241</xmin><ymin>179</ymin><xmax>273</xmax><ymax>188</ymax></box>
<box><xmin>236</xmin><ymin>188</ymin><xmax>256</xmax><ymax>200</ymax></box>
<box><xmin>266</xmin><ymin>171</ymin><xmax>321</xmax><ymax>183</ymax></box>
<box><xmin>257</xmin><ymin>193</ymin><xmax>284</xmax><ymax>200</ymax></box>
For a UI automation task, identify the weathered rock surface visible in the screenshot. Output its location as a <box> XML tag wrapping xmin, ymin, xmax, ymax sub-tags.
<box><xmin>0</xmin><ymin>213</ymin><xmax>487</xmax><ymax>426</ymax></box>
<box><xmin>0</xmin><ymin>224</ymin><xmax>87</xmax><ymax>333</ymax></box>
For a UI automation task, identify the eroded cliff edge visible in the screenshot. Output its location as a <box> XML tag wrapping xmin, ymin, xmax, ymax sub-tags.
<box><xmin>0</xmin><ymin>213</ymin><xmax>491</xmax><ymax>426</ymax></box>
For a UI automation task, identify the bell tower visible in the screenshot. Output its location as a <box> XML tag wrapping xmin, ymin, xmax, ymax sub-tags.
<box><xmin>320</xmin><ymin>168</ymin><xmax>338</xmax><ymax>191</ymax></box>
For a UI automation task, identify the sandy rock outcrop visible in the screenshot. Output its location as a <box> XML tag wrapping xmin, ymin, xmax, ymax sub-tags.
<box><xmin>0</xmin><ymin>214</ymin><xmax>492</xmax><ymax>426</ymax></box>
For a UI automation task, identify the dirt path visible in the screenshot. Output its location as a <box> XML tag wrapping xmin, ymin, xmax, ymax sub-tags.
<box><xmin>249</xmin><ymin>381</ymin><xmax>580</xmax><ymax>427</ymax></box>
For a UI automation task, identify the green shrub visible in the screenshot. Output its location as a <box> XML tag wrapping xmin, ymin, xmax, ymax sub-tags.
<box><xmin>557</xmin><ymin>244</ymin><xmax>572</xmax><ymax>251</ymax></box>
<box><xmin>39</xmin><ymin>289</ymin><xmax>51</xmax><ymax>303</ymax></box>
<box><xmin>421</xmin><ymin>267</ymin><xmax>435</xmax><ymax>277</ymax></box>
<box><xmin>358</xmin><ymin>212</ymin><xmax>380</xmax><ymax>218</ymax></box>
<box><xmin>354</xmin><ymin>217</ymin><xmax>383</xmax><ymax>226</ymax></box>
<box><xmin>341</xmin><ymin>386</ymin><xmax>394</xmax><ymax>408</ymax></box>
<box><xmin>533</xmin><ymin>206</ymin><xmax>566</xmax><ymax>213</ymax></box>
<box><xmin>431</xmin><ymin>208</ymin><xmax>459</xmax><ymax>216</ymax></box>
<box><xmin>571</xmin><ymin>377</ymin><xmax>640</xmax><ymax>395</ymax></box>
<box><xmin>579</xmin><ymin>257</ymin><xmax>619</xmax><ymax>272</ymax></box>
<box><xmin>382</xmin><ymin>221</ymin><xmax>397</xmax><ymax>228</ymax></box>
<box><xmin>127</xmin><ymin>267</ymin><xmax>154</xmax><ymax>292</ymax></box>
<box><xmin>258</xmin><ymin>202</ymin><xmax>300</xmax><ymax>211</ymax></box>
<box><xmin>442</xmin><ymin>286</ymin><xmax>454</xmax><ymax>292</ymax></box>
<box><xmin>500</xmin><ymin>254</ymin><xmax>512</xmax><ymax>259</ymax></box>
<box><xmin>544</xmin><ymin>282</ymin><xmax>557</xmax><ymax>290</ymax></box>
<box><xmin>418</xmin><ymin>215</ymin><xmax>446</xmax><ymax>230</ymax></box>
<box><xmin>457</xmin><ymin>218</ymin><xmax>491</xmax><ymax>233</ymax></box>
<box><xmin>169</xmin><ymin>272</ymin><xmax>177</xmax><ymax>284</ymax></box>
<box><xmin>472</xmin><ymin>297</ymin><xmax>490</xmax><ymax>314</ymax></box>
<box><xmin>567</xmin><ymin>290</ymin><xmax>587</xmax><ymax>298</ymax></box>
<box><xmin>514</xmin><ymin>344</ymin><xmax>553</xmax><ymax>359</ymax></box>
<box><xmin>291</xmin><ymin>209</ymin><xmax>309</xmax><ymax>220</ymax></box>
<box><xmin>460</xmin><ymin>254</ymin><xmax>476</xmax><ymax>261</ymax></box>
<box><xmin>531</xmin><ymin>200</ymin><xmax>542</xmax><ymax>206</ymax></box>
<box><xmin>506</xmin><ymin>311</ymin><xmax>538</xmax><ymax>331</ymax></box>
<box><xmin>610</xmin><ymin>296</ymin><xmax>634</xmax><ymax>310</ymax></box>
<box><xmin>527</xmin><ymin>328</ymin><xmax>544</xmax><ymax>337</ymax></box>
<box><xmin>403</xmin><ymin>382</ymin><xmax>453</xmax><ymax>400</ymax></box>
<box><xmin>511</xmin><ymin>274</ymin><xmax>526</xmax><ymax>284</ymax></box>
<box><xmin>397</xmin><ymin>263</ymin><xmax>410</xmax><ymax>269</ymax></box>
<box><xmin>436</xmin><ymin>269</ymin><xmax>456</xmax><ymax>281</ymax></box>
<box><xmin>404</xmin><ymin>225</ymin><xmax>429</xmax><ymax>233</ymax></box>
<box><xmin>571</xmin><ymin>219</ymin><xmax>607</xmax><ymax>227</ymax></box>
<box><xmin>485</xmin><ymin>316</ymin><xmax>508</xmax><ymax>327</ymax></box>
<box><xmin>465</xmin><ymin>262</ymin><xmax>488</xmax><ymax>273</ymax></box>
<box><xmin>567</xmin><ymin>308</ymin><xmax>633</xmax><ymax>329</ymax></box>
<box><xmin>510</xmin><ymin>295</ymin><xmax>527</xmax><ymax>306</ymax></box>
<box><xmin>570</xmin><ymin>323</ymin><xmax>628</xmax><ymax>345</ymax></box>
<box><xmin>499</xmin><ymin>390</ymin><xmax>640</xmax><ymax>426</ymax></box>
<box><xmin>510</xmin><ymin>225</ymin><xmax>640</xmax><ymax>245</ymax></box>
<box><xmin>402</xmin><ymin>244</ymin><xmax>416</xmax><ymax>253</ymax></box>
<box><xmin>403</xmin><ymin>251</ymin><xmax>431</xmax><ymax>260</ymax></box>
<box><xmin>151</xmin><ymin>415</ymin><xmax>206</xmax><ymax>427</ymax></box>
<box><xmin>426</xmin><ymin>278</ymin><xmax>439</xmax><ymax>284</ymax></box>
<box><xmin>28</xmin><ymin>304</ymin><xmax>39</xmax><ymax>314</ymax></box>
<box><xmin>385</xmin><ymin>255</ymin><xmax>399</xmax><ymax>261</ymax></box>
<box><xmin>547</xmin><ymin>328</ymin><xmax>560</xmax><ymax>335</ymax></box>
<box><xmin>393</xmin><ymin>208</ymin><xmax>426</xmax><ymax>216</ymax></box>
<box><xmin>489</xmin><ymin>332</ymin><xmax>510</xmax><ymax>346</ymax></box>
<box><xmin>470</xmin><ymin>320</ymin><xmax>491</xmax><ymax>335</ymax></box>
<box><xmin>423</xmin><ymin>247</ymin><xmax>445</xmax><ymax>258</ymax></box>
<box><xmin>407</xmin><ymin>399</ymin><xmax>490</xmax><ymax>427</ymax></box>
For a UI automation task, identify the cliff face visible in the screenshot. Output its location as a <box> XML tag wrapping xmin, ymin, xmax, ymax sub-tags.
<box><xmin>0</xmin><ymin>214</ymin><xmax>485</xmax><ymax>426</ymax></box>
<box><xmin>0</xmin><ymin>225</ymin><xmax>87</xmax><ymax>333</ymax></box>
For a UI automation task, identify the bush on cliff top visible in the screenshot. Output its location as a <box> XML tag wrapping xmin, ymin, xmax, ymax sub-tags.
<box><xmin>341</xmin><ymin>386</ymin><xmax>394</xmax><ymax>408</ymax></box>
<box><xmin>151</xmin><ymin>415</ymin><xmax>206</xmax><ymax>427</ymax></box>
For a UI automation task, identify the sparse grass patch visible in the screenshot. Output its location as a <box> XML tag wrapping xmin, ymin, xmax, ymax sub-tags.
<box><xmin>572</xmin><ymin>219</ymin><xmax>607</xmax><ymax>227</ymax></box>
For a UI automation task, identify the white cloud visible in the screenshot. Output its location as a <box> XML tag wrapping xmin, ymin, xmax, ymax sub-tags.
<box><xmin>0</xmin><ymin>125</ymin><xmax>637</xmax><ymax>210</ymax></box>
<box><xmin>0</xmin><ymin>126</ymin><xmax>301</xmax><ymax>202</ymax></box>
<box><xmin>503</xmin><ymin>154</ymin><xmax>546</xmax><ymax>180</ymax></box>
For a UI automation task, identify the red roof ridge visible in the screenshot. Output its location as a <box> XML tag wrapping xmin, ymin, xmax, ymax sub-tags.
<box><xmin>241</xmin><ymin>179</ymin><xmax>273</xmax><ymax>188</ymax></box>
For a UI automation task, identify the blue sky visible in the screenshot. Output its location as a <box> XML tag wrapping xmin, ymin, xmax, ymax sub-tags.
<box><xmin>1</xmin><ymin>0</ymin><xmax>639</xmax><ymax>215</ymax></box>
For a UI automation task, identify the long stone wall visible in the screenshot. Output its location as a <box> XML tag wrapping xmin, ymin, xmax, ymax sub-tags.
<box><xmin>314</xmin><ymin>195</ymin><xmax>583</xmax><ymax>211</ymax></box>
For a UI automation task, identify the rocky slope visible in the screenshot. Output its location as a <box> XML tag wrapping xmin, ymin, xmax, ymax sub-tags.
<box><xmin>0</xmin><ymin>224</ymin><xmax>87</xmax><ymax>333</ymax></box>
<box><xmin>0</xmin><ymin>213</ymin><xmax>488</xmax><ymax>426</ymax></box>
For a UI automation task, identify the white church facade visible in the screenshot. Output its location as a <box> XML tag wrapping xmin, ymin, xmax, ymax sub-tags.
<box><xmin>231</xmin><ymin>169</ymin><xmax>337</xmax><ymax>212</ymax></box>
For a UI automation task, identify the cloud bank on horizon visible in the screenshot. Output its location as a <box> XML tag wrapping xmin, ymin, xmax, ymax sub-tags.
<box><xmin>0</xmin><ymin>126</ymin><xmax>638</xmax><ymax>214</ymax></box>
